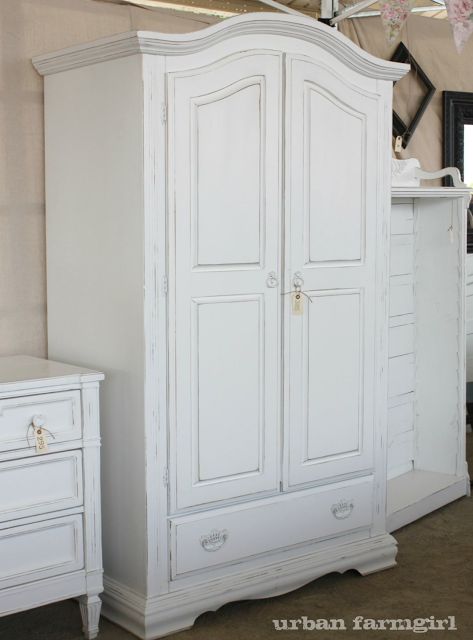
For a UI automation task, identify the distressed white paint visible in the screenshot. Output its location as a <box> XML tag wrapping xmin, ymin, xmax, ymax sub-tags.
<box><xmin>171</xmin><ymin>476</ymin><xmax>374</xmax><ymax>577</ymax></box>
<box><xmin>34</xmin><ymin>14</ymin><xmax>407</xmax><ymax>639</ymax></box>
<box><xmin>466</xmin><ymin>254</ymin><xmax>473</xmax><ymax>381</ymax></box>
<box><xmin>387</xmin><ymin>188</ymin><xmax>470</xmax><ymax>531</ymax></box>
<box><xmin>169</xmin><ymin>51</ymin><xmax>282</xmax><ymax>509</ymax></box>
<box><xmin>0</xmin><ymin>356</ymin><xmax>104</xmax><ymax>640</ymax></box>
<box><xmin>0</xmin><ymin>451</ymin><xmax>83</xmax><ymax>522</ymax></box>
<box><xmin>285</xmin><ymin>53</ymin><xmax>380</xmax><ymax>488</ymax></box>
<box><xmin>304</xmin><ymin>292</ymin><xmax>362</xmax><ymax>462</ymax></box>
<box><xmin>0</xmin><ymin>390</ymin><xmax>82</xmax><ymax>453</ymax></box>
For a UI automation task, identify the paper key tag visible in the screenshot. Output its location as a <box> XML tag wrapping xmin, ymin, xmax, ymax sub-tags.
<box><xmin>34</xmin><ymin>427</ymin><xmax>49</xmax><ymax>454</ymax></box>
<box><xmin>394</xmin><ymin>135</ymin><xmax>403</xmax><ymax>154</ymax></box>
<box><xmin>292</xmin><ymin>292</ymin><xmax>304</xmax><ymax>315</ymax></box>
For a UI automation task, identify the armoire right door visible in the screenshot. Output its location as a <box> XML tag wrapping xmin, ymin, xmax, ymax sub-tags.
<box><xmin>284</xmin><ymin>55</ymin><xmax>380</xmax><ymax>488</ymax></box>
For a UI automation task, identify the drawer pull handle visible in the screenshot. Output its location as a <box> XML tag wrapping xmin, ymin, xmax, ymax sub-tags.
<box><xmin>331</xmin><ymin>499</ymin><xmax>354</xmax><ymax>520</ymax></box>
<box><xmin>26</xmin><ymin>415</ymin><xmax>56</xmax><ymax>453</ymax></box>
<box><xmin>32</xmin><ymin>415</ymin><xmax>46</xmax><ymax>429</ymax></box>
<box><xmin>200</xmin><ymin>529</ymin><xmax>229</xmax><ymax>552</ymax></box>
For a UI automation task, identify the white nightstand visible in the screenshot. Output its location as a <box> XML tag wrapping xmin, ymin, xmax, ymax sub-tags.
<box><xmin>0</xmin><ymin>355</ymin><xmax>104</xmax><ymax>639</ymax></box>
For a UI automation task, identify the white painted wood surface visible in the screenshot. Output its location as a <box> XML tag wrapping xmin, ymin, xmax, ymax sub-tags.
<box><xmin>34</xmin><ymin>14</ymin><xmax>407</xmax><ymax>640</ymax></box>
<box><xmin>171</xmin><ymin>476</ymin><xmax>374</xmax><ymax>577</ymax></box>
<box><xmin>0</xmin><ymin>451</ymin><xmax>83</xmax><ymax>522</ymax></box>
<box><xmin>0</xmin><ymin>356</ymin><xmax>104</xmax><ymax>640</ymax></box>
<box><xmin>0</xmin><ymin>390</ymin><xmax>82</xmax><ymax>453</ymax></box>
<box><xmin>168</xmin><ymin>51</ymin><xmax>282</xmax><ymax>509</ymax></box>
<box><xmin>286</xmin><ymin>53</ymin><xmax>380</xmax><ymax>487</ymax></box>
<box><xmin>387</xmin><ymin>188</ymin><xmax>470</xmax><ymax>531</ymax></box>
<box><xmin>387</xmin><ymin>471</ymin><xmax>468</xmax><ymax>532</ymax></box>
<box><xmin>466</xmin><ymin>253</ymin><xmax>473</xmax><ymax>382</ymax></box>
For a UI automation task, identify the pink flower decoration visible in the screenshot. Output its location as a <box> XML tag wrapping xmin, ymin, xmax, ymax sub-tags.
<box><xmin>379</xmin><ymin>0</ymin><xmax>412</xmax><ymax>43</ymax></box>
<box><xmin>445</xmin><ymin>0</ymin><xmax>473</xmax><ymax>52</ymax></box>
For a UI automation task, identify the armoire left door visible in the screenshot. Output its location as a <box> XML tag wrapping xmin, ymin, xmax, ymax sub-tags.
<box><xmin>167</xmin><ymin>51</ymin><xmax>283</xmax><ymax>511</ymax></box>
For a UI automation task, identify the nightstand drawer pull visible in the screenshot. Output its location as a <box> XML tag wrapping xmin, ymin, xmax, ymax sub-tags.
<box><xmin>32</xmin><ymin>414</ymin><xmax>46</xmax><ymax>429</ymax></box>
<box><xmin>26</xmin><ymin>416</ymin><xmax>56</xmax><ymax>454</ymax></box>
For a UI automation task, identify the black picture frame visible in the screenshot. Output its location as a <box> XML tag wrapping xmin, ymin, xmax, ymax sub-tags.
<box><xmin>391</xmin><ymin>42</ymin><xmax>436</xmax><ymax>149</ymax></box>
<box><xmin>443</xmin><ymin>91</ymin><xmax>473</xmax><ymax>253</ymax></box>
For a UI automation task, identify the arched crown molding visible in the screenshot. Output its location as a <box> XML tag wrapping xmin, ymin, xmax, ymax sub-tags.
<box><xmin>32</xmin><ymin>13</ymin><xmax>408</xmax><ymax>81</ymax></box>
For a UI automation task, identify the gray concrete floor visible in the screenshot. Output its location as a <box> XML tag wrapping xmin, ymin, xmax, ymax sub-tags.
<box><xmin>2</xmin><ymin>437</ymin><xmax>472</xmax><ymax>640</ymax></box>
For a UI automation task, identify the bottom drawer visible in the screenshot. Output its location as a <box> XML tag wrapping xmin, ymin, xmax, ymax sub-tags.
<box><xmin>171</xmin><ymin>476</ymin><xmax>373</xmax><ymax>578</ymax></box>
<box><xmin>0</xmin><ymin>514</ymin><xmax>84</xmax><ymax>589</ymax></box>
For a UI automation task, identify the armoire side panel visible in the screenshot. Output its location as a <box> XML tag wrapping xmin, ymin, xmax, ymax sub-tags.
<box><xmin>44</xmin><ymin>57</ymin><xmax>148</xmax><ymax>594</ymax></box>
<box><xmin>168</xmin><ymin>52</ymin><xmax>282</xmax><ymax>510</ymax></box>
<box><xmin>466</xmin><ymin>254</ymin><xmax>473</xmax><ymax>381</ymax></box>
<box><xmin>415</xmin><ymin>198</ymin><xmax>463</xmax><ymax>476</ymax></box>
<box><xmin>387</xmin><ymin>201</ymin><xmax>415</xmax><ymax>480</ymax></box>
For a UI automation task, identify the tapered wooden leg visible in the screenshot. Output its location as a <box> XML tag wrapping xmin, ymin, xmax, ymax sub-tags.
<box><xmin>79</xmin><ymin>595</ymin><xmax>102</xmax><ymax>639</ymax></box>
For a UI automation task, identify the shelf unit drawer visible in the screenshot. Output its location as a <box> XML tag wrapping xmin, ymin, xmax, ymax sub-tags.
<box><xmin>170</xmin><ymin>477</ymin><xmax>374</xmax><ymax>578</ymax></box>
<box><xmin>0</xmin><ymin>514</ymin><xmax>84</xmax><ymax>589</ymax></box>
<box><xmin>0</xmin><ymin>451</ymin><xmax>83</xmax><ymax>522</ymax></box>
<box><xmin>0</xmin><ymin>390</ymin><xmax>82</xmax><ymax>453</ymax></box>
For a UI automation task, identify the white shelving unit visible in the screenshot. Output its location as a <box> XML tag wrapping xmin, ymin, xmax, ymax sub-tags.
<box><xmin>388</xmin><ymin>186</ymin><xmax>471</xmax><ymax>532</ymax></box>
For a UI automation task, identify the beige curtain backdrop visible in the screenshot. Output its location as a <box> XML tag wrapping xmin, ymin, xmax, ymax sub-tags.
<box><xmin>0</xmin><ymin>0</ymin><xmax>218</xmax><ymax>357</ymax></box>
<box><xmin>1</xmin><ymin>1</ymin><xmax>472</xmax><ymax>358</ymax></box>
<box><xmin>340</xmin><ymin>14</ymin><xmax>473</xmax><ymax>170</ymax></box>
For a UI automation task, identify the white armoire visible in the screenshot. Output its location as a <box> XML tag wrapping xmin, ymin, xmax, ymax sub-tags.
<box><xmin>33</xmin><ymin>14</ymin><xmax>408</xmax><ymax>639</ymax></box>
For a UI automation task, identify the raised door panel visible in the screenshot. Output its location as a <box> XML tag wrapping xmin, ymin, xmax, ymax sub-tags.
<box><xmin>194</xmin><ymin>81</ymin><xmax>262</xmax><ymax>267</ymax></box>
<box><xmin>285</xmin><ymin>56</ymin><xmax>380</xmax><ymax>486</ymax></box>
<box><xmin>193</xmin><ymin>296</ymin><xmax>263</xmax><ymax>481</ymax></box>
<box><xmin>304</xmin><ymin>85</ymin><xmax>364</xmax><ymax>264</ymax></box>
<box><xmin>304</xmin><ymin>291</ymin><xmax>362</xmax><ymax>462</ymax></box>
<box><xmin>168</xmin><ymin>52</ymin><xmax>282</xmax><ymax>510</ymax></box>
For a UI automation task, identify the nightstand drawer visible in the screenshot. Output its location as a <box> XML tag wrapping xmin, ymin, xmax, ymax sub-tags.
<box><xmin>0</xmin><ymin>390</ymin><xmax>82</xmax><ymax>453</ymax></box>
<box><xmin>0</xmin><ymin>514</ymin><xmax>84</xmax><ymax>589</ymax></box>
<box><xmin>0</xmin><ymin>451</ymin><xmax>83</xmax><ymax>522</ymax></box>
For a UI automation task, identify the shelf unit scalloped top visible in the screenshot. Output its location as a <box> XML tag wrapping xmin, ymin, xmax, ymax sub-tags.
<box><xmin>392</xmin><ymin>186</ymin><xmax>472</xmax><ymax>201</ymax></box>
<box><xmin>32</xmin><ymin>12</ymin><xmax>408</xmax><ymax>81</ymax></box>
